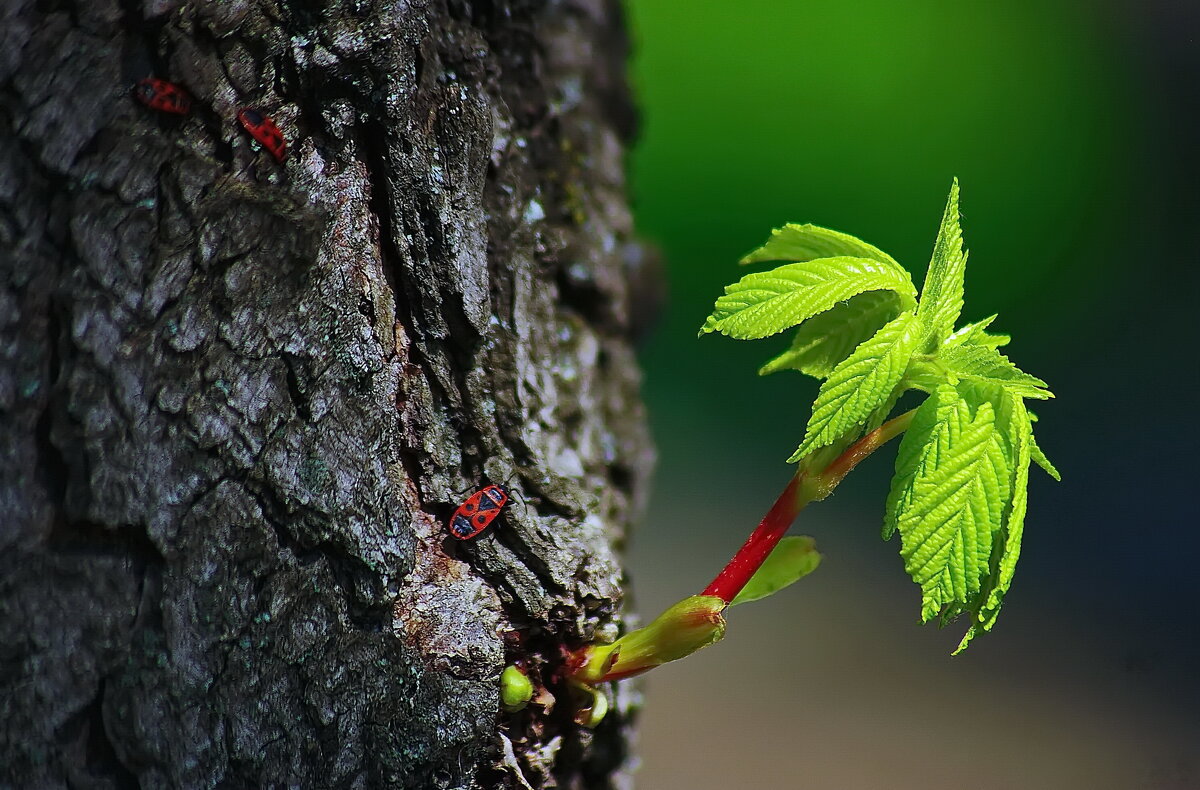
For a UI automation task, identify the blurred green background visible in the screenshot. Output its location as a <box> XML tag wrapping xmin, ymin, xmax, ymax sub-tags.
<box><xmin>623</xmin><ymin>0</ymin><xmax>1199</xmax><ymax>787</ymax></box>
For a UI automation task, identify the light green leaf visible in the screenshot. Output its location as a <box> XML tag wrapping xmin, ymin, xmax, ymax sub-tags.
<box><xmin>790</xmin><ymin>311</ymin><xmax>919</xmax><ymax>462</ymax></box>
<box><xmin>740</xmin><ymin>223</ymin><xmax>899</xmax><ymax>267</ymax></box>
<box><xmin>940</xmin><ymin>344</ymin><xmax>1053</xmax><ymax>400</ymax></box>
<box><xmin>759</xmin><ymin>290</ymin><xmax>904</xmax><ymax>379</ymax></box>
<box><xmin>916</xmin><ymin>179</ymin><xmax>967</xmax><ymax>349</ymax></box>
<box><xmin>700</xmin><ymin>257</ymin><xmax>918</xmax><ymax>341</ymax></box>
<box><xmin>982</xmin><ymin>393</ymin><xmax>1030</xmax><ymax>615</ymax></box>
<box><xmin>952</xmin><ymin>387</ymin><xmax>1033</xmax><ymax>652</ymax></box>
<box><xmin>729</xmin><ymin>536</ymin><xmax>822</xmax><ymax>606</ymax></box>
<box><xmin>889</xmin><ymin>385</ymin><xmax>1009</xmax><ymax>624</ymax></box>
<box><xmin>945</xmin><ymin>314</ymin><xmax>1010</xmax><ymax>349</ymax></box>
<box><xmin>1030</xmin><ymin>430</ymin><xmax>1061</xmax><ymax>481</ymax></box>
<box><xmin>883</xmin><ymin>388</ymin><xmax>944</xmax><ymax>540</ymax></box>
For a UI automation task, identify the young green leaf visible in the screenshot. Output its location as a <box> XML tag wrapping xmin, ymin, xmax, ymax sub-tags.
<box><xmin>1023</xmin><ymin>411</ymin><xmax>1060</xmax><ymax>479</ymax></box>
<box><xmin>699</xmin><ymin>257</ymin><xmax>918</xmax><ymax>341</ymax></box>
<box><xmin>729</xmin><ymin>536</ymin><xmax>822</xmax><ymax>606</ymax></box>
<box><xmin>789</xmin><ymin>310</ymin><xmax>920</xmax><ymax>462</ymax></box>
<box><xmin>889</xmin><ymin>385</ymin><xmax>1009</xmax><ymax>623</ymax></box>
<box><xmin>945</xmin><ymin>314</ymin><xmax>1010</xmax><ymax>349</ymax></box>
<box><xmin>952</xmin><ymin>386</ymin><xmax>1033</xmax><ymax>652</ymax></box>
<box><xmin>883</xmin><ymin>391</ymin><xmax>945</xmax><ymax>540</ymax></box>
<box><xmin>1030</xmin><ymin>430</ymin><xmax>1061</xmax><ymax>481</ymax></box>
<box><xmin>915</xmin><ymin>179</ymin><xmax>967</xmax><ymax>349</ymax></box>
<box><xmin>740</xmin><ymin>223</ymin><xmax>898</xmax><ymax>267</ymax></box>
<box><xmin>759</xmin><ymin>290</ymin><xmax>904</xmax><ymax>379</ymax></box>
<box><xmin>939</xmin><ymin>344</ymin><xmax>1054</xmax><ymax>400</ymax></box>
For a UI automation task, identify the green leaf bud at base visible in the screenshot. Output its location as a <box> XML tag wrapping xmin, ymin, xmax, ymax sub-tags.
<box><xmin>500</xmin><ymin>665</ymin><xmax>534</xmax><ymax>713</ymax></box>
<box><xmin>571</xmin><ymin>596</ymin><xmax>727</xmax><ymax>685</ymax></box>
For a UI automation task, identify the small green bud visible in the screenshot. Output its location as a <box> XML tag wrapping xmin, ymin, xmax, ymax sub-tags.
<box><xmin>500</xmin><ymin>665</ymin><xmax>534</xmax><ymax>712</ymax></box>
<box><xmin>572</xmin><ymin>682</ymin><xmax>609</xmax><ymax>728</ymax></box>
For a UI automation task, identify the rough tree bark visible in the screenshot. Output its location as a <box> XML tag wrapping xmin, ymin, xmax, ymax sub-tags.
<box><xmin>0</xmin><ymin>1</ymin><xmax>655</xmax><ymax>787</ymax></box>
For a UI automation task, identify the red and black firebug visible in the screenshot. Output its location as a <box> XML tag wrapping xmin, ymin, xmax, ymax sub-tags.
<box><xmin>236</xmin><ymin>108</ymin><xmax>287</xmax><ymax>162</ymax></box>
<box><xmin>449</xmin><ymin>485</ymin><xmax>510</xmax><ymax>540</ymax></box>
<box><xmin>134</xmin><ymin>78</ymin><xmax>191</xmax><ymax>115</ymax></box>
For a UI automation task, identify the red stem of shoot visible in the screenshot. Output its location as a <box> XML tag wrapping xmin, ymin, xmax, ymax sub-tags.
<box><xmin>700</xmin><ymin>410</ymin><xmax>916</xmax><ymax>605</ymax></box>
<box><xmin>701</xmin><ymin>474</ymin><xmax>804</xmax><ymax>603</ymax></box>
<box><xmin>820</xmin><ymin>409</ymin><xmax>916</xmax><ymax>493</ymax></box>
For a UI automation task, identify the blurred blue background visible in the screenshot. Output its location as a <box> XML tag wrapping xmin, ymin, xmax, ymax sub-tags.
<box><xmin>623</xmin><ymin>1</ymin><xmax>1199</xmax><ymax>787</ymax></box>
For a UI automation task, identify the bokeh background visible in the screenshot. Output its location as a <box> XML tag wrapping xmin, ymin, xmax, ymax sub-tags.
<box><xmin>621</xmin><ymin>1</ymin><xmax>1199</xmax><ymax>788</ymax></box>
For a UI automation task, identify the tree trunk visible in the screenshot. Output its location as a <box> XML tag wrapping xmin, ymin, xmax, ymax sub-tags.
<box><xmin>0</xmin><ymin>1</ymin><xmax>653</xmax><ymax>787</ymax></box>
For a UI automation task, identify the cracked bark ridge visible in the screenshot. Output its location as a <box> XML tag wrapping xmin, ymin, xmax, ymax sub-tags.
<box><xmin>0</xmin><ymin>0</ymin><xmax>653</xmax><ymax>787</ymax></box>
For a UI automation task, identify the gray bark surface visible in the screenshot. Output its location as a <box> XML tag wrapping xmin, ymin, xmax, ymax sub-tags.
<box><xmin>0</xmin><ymin>1</ymin><xmax>653</xmax><ymax>787</ymax></box>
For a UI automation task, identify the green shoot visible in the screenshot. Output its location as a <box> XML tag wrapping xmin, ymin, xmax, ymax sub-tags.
<box><xmin>564</xmin><ymin>181</ymin><xmax>1059</xmax><ymax>721</ymax></box>
<box><xmin>704</xmin><ymin>179</ymin><xmax>1057</xmax><ymax>649</ymax></box>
